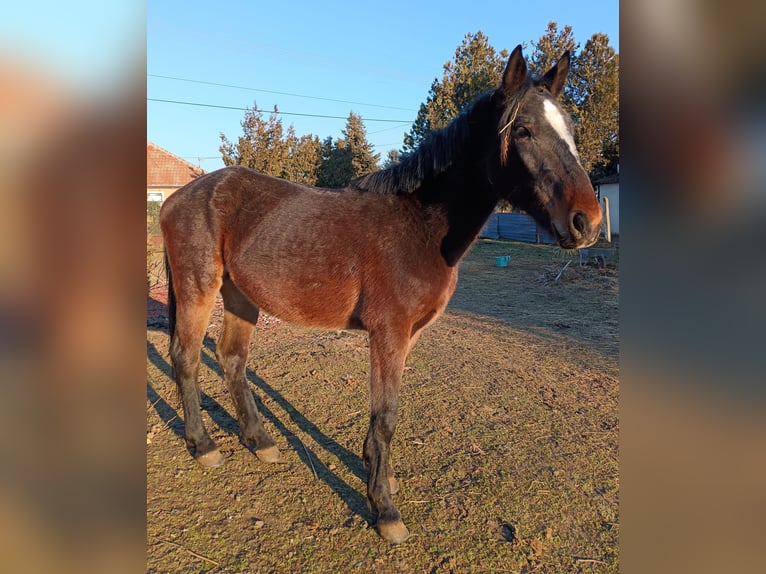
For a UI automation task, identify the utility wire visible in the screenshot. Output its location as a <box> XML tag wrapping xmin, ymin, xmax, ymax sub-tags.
<box><xmin>368</xmin><ymin>122</ymin><xmax>411</xmax><ymax>134</ymax></box>
<box><xmin>148</xmin><ymin>73</ymin><xmax>417</xmax><ymax>112</ymax></box>
<box><xmin>148</xmin><ymin>97</ymin><xmax>411</xmax><ymax>123</ymax></box>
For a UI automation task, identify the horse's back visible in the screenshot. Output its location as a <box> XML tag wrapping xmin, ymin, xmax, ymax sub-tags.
<box><xmin>160</xmin><ymin>166</ymin><xmax>310</xmax><ymax>260</ymax></box>
<box><xmin>161</xmin><ymin>166</ymin><xmax>294</xmax><ymax>227</ymax></box>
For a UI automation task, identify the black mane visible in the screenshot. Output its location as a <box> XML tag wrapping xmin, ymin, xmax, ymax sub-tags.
<box><xmin>349</xmin><ymin>92</ymin><xmax>496</xmax><ymax>196</ymax></box>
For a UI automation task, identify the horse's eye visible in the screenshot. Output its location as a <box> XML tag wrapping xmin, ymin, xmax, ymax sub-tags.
<box><xmin>516</xmin><ymin>126</ymin><xmax>532</xmax><ymax>139</ymax></box>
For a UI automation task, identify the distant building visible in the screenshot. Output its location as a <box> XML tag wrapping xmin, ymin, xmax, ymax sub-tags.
<box><xmin>592</xmin><ymin>173</ymin><xmax>619</xmax><ymax>236</ymax></box>
<box><xmin>147</xmin><ymin>142</ymin><xmax>204</xmax><ymax>203</ymax></box>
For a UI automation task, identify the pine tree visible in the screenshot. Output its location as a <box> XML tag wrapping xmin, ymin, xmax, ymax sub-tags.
<box><xmin>221</xmin><ymin>105</ymin><xmax>325</xmax><ymax>184</ymax></box>
<box><xmin>570</xmin><ymin>33</ymin><xmax>619</xmax><ymax>177</ymax></box>
<box><xmin>528</xmin><ymin>22</ymin><xmax>578</xmax><ymax>78</ymax></box>
<box><xmin>343</xmin><ymin>112</ymin><xmax>380</xmax><ymax>177</ymax></box>
<box><xmin>219</xmin><ymin>104</ymin><xmax>287</xmax><ymax>177</ymax></box>
<box><xmin>382</xmin><ymin>149</ymin><xmax>400</xmax><ymax>169</ymax></box>
<box><xmin>316</xmin><ymin>136</ymin><xmax>354</xmax><ymax>188</ymax></box>
<box><xmin>283</xmin><ymin>129</ymin><xmax>321</xmax><ymax>185</ymax></box>
<box><xmin>403</xmin><ymin>31</ymin><xmax>508</xmax><ymax>152</ymax></box>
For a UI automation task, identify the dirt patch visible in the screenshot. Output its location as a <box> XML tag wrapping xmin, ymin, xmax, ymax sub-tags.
<box><xmin>147</xmin><ymin>239</ymin><xmax>618</xmax><ymax>572</ymax></box>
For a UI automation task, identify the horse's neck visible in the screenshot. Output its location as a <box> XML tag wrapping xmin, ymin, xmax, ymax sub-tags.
<box><xmin>420</xmin><ymin>162</ymin><xmax>499</xmax><ymax>267</ymax></box>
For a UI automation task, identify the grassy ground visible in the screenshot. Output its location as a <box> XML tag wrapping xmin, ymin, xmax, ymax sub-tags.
<box><xmin>147</xmin><ymin>239</ymin><xmax>618</xmax><ymax>573</ymax></box>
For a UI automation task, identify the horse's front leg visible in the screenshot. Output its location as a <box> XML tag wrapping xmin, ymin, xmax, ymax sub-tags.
<box><xmin>364</xmin><ymin>328</ymin><xmax>410</xmax><ymax>543</ymax></box>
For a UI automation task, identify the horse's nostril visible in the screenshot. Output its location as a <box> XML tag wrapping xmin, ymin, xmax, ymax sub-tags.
<box><xmin>571</xmin><ymin>211</ymin><xmax>589</xmax><ymax>237</ymax></box>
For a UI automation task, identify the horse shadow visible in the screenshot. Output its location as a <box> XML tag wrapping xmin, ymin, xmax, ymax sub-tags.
<box><xmin>147</xmin><ymin>296</ymin><xmax>251</xmax><ymax>442</ymax></box>
<box><xmin>146</xmin><ymin>339</ymin><xmax>240</xmax><ymax>442</ymax></box>
<box><xmin>146</xmin><ymin>299</ymin><xmax>371</xmax><ymax>522</ymax></box>
<box><xmin>199</xmin><ymin>335</ymin><xmax>371</xmax><ymax>521</ymax></box>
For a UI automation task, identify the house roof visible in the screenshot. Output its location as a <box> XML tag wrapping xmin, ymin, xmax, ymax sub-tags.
<box><xmin>147</xmin><ymin>142</ymin><xmax>204</xmax><ymax>187</ymax></box>
<box><xmin>592</xmin><ymin>173</ymin><xmax>619</xmax><ymax>186</ymax></box>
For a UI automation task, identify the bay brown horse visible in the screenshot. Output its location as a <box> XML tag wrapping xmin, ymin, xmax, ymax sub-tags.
<box><xmin>160</xmin><ymin>45</ymin><xmax>602</xmax><ymax>543</ymax></box>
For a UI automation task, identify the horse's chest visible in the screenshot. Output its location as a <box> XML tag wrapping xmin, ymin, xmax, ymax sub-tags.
<box><xmin>420</xmin><ymin>265</ymin><xmax>458</xmax><ymax>312</ymax></box>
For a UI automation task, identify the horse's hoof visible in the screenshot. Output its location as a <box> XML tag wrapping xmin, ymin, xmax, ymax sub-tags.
<box><xmin>389</xmin><ymin>476</ymin><xmax>400</xmax><ymax>495</ymax></box>
<box><xmin>255</xmin><ymin>445</ymin><xmax>281</xmax><ymax>463</ymax></box>
<box><xmin>196</xmin><ymin>449</ymin><xmax>224</xmax><ymax>468</ymax></box>
<box><xmin>377</xmin><ymin>520</ymin><xmax>409</xmax><ymax>544</ymax></box>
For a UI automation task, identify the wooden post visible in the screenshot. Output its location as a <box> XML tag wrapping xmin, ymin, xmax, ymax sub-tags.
<box><xmin>602</xmin><ymin>197</ymin><xmax>612</xmax><ymax>243</ymax></box>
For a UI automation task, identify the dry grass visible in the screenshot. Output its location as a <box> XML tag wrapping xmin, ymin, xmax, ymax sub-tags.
<box><xmin>147</xmin><ymin>239</ymin><xmax>618</xmax><ymax>572</ymax></box>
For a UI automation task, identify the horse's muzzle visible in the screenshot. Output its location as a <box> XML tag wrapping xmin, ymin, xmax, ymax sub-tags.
<box><xmin>552</xmin><ymin>208</ymin><xmax>602</xmax><ymax>249</ymax></box>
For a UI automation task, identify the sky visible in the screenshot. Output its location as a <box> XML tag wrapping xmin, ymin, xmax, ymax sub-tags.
<box><xmin>147</xmin><ymin>0</ymin><xmax>618</xmax><ymax>171</ymax></box>
<box><xmin>1</xmin><ymin>1</ymin><xmax>617</xmax><ymax>173</ymax></box>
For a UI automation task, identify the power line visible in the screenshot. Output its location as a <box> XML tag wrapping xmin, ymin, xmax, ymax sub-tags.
<box><xmin>148</xmin><ymin>97</ymin><xmax>411</xmax><ymax>123</ymax></box>
<box><xmin>148</xmin><ymin>73</ymin><xmax>417</xmax><ymax>112</ymax></box>
<box><xmin>368</xmin><ymin>122</ymin><xmax>411</xmax><ymax>135</ymax></box>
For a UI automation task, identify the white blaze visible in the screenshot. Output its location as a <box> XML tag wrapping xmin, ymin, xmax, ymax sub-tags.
<box><xmin>543</xmin><ymin>99</ymin><xmax>579</xmax><ymax>160</ymax></box>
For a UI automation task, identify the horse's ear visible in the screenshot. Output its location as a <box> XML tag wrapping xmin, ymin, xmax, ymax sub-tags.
<box><xmin>541</xmin><ymin>50</ymin><xmax>570</xmax><ymax>97</ymax></box>
<box><xmin>501</xmin><ymin>45</ymin><xmax>527</xmax><ymax>96</ymax></box>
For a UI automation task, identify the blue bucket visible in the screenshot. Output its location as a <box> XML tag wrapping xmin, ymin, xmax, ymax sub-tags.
<box><xmin>495</xmin><ymin>255</ymin><xmax>510</xmax><ymax>267</ymax></box>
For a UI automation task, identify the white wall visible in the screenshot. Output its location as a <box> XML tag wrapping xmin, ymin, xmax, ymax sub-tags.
<box><xmin>599</xmin><ymin>183</ymin><xmax>619</xmax><ymax>235</ymax></box>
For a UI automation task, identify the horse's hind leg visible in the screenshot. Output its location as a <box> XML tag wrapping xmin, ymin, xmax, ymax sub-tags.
<box><xmin>170</xmin><ymin>280</ymin><xmax>223</xmax><ymax>468</ymax></box>
<box><xmin>217</xmin><ymin>276</ymin><xmax>280</xmax><ymax>463</ymax></box>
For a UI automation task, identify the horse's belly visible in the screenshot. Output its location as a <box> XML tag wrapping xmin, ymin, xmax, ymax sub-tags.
<box><xmin>281</xmin><ymin>281</ymin><xmax>358</xmax><ymax>328</ymax></box>
<box><xmin>235</xmin><ymin>272</ymin><xmax>360</xmax><ymax>329</ymax></box>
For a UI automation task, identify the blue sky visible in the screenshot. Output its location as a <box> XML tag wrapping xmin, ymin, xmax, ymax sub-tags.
<box><xmin>148</xmin><ymin>1</ymin><xmax>618</xmax><ymax>171</ymax></box>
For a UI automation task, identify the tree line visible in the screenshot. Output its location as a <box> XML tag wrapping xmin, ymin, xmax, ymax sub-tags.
<box><xmin>219</xmin><ymin>23</ymin><xmax>618</xmax><ymax>185</ymax></box>
<box><xmin>220</xmin><ymin>107</ymin><xmax>380</xmax><ymax>187</ymax></box>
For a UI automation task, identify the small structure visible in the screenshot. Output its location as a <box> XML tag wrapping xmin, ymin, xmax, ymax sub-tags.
<box><xmin>146</xmin><ymin>142</ymin><xmax>204</xmax><ymax>203</ymax></box>
<box><xmin>592</xmin><ymin>173</ymin><xmax>619</xmax><ymax>236</ymax></box>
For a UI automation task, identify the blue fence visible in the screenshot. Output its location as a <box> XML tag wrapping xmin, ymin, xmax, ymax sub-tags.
<box><xmin>480</xmin><ymin>212</ymin><xmax>556</xmax><ymax>244</ymax></box>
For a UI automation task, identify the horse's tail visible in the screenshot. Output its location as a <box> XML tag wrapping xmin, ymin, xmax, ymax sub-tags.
<box><xmin>164</xmin><ymin>249</ymin><xmax>176</xmax><ymax>343</ymax></box>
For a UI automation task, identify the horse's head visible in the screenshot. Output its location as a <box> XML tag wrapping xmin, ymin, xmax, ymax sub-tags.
<box><xmin>491</xmin><ymin>46</ymin><xmax>603</xmax><ymax>250</ymax></box>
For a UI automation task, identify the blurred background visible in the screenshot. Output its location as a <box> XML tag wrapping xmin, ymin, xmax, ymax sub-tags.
<box><xmin>620</xmin><ymin>1</ymin><xmax>765</xmax><ymax>572</ymax></box>
<box><xmin>0</xmin><ymin>2</ymin><xmax>146</xmax><ymax>573</ymax></box>
<box><xmin>0</xmin><ymin>1</ymin><xmax>763</xmax><ymax>572</ymax></box>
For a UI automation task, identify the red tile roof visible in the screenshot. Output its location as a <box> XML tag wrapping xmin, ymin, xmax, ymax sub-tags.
<box><xmin>147</xmin><ymin>142</ymin><xmax>204</xmax><ymax>186</ymax></box>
